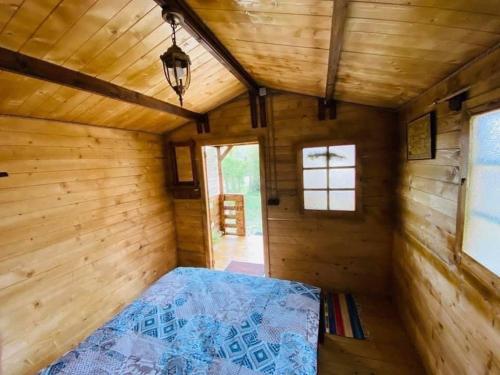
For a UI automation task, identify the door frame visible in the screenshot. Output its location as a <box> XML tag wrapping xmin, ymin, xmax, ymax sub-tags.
<box><xmin>198</xmin><ymin>135</ymin><xmax>270</xmax><ymax>276</ymax></box>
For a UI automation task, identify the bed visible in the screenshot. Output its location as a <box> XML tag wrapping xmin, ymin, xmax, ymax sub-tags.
<box><xmin>38</xmin><ymin>267</ymin><xmax>321</xmax><ymax>374</ymax></box>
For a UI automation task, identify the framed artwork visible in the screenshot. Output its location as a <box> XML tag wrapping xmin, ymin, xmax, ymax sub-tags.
<box><xmin>407</xmin><ymin>111</ymin><xmax>436</xmax><ymax>160</ymax></box>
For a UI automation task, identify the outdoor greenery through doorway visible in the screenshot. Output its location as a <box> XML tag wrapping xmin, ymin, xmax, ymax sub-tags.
<box><xmin>222</xmin><ymin>144</ymin><xmax>263</xmax><ymax>235</ymax></box>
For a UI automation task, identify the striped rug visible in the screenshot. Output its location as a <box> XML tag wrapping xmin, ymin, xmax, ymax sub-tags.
<box><xmin>323</xmin><ymin>292</ymin><xmax>366</xmax><ymax>339</ymax></box>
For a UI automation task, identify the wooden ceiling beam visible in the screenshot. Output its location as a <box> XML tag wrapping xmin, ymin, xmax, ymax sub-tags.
<box><xmin>155</xmin><ymin>0</ymin><xmax>260</xmax><ymax>93</ymax></box>
<box><xmin>325</xmin><ymin>0</ymin><xmax>348</xmax><ymax>100</ymax></box>
<box><xmin>0</xmin><ymin>46</ymin><xmax>203</xmax><ymax>121</ymax></box>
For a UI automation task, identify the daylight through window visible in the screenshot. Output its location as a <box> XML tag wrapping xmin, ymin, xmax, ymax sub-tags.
<box><xmin>301</xmin><ymin>144</ymin><xmax>357</xmax><ymax>211</ymax></box>
<box><xmin>462</xmin><ymin>109</ymin><xmax>500</xmax><ymax>276</ymax></box>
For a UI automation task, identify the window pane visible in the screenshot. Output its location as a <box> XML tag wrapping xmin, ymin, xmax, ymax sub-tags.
<box><xmin>329</xmin><ymin>145</ymin><xmax>355</xmax><ymax>167</ymax></box>
<box><xmin>472</xmin><ymin>109</ymin><xmax>500</xmax><ymax>164</ymax></box>
<box><xmin>329</xmin><ymin>168</ymin><xmax>355</xmax><ymax>189</ymax></box>
<box><xmin>466</xmin><ymin>167</ymin><xmax>500</xmax><ymax>218</ymax></box>
<box><xmin>463</xmin><ymin>109</ymin><xmax>500</xmax><ymax>276</ymax></box>
<box><xmin>329</xmin><ymin>190</ymin><xmax>355</xmax><ymax>211</ymax></box>
<box><xmin>303</xmin><ymin>169</ymin><xmax>327</xmax><ymax>189</ymax></box>
<box><xmin>303</xmin><ymin>147</ymin><xmax>327</xmax><ymax>168</ymax></box>
<box><xmin>304</xmin><ymin>190</ymin><xmax>327</xmax><ymax>210</ymax></box>
<box><xmin>463</xmin><ymin>215</ymin><xmax>500</xmax><ymax>276</ymax></box>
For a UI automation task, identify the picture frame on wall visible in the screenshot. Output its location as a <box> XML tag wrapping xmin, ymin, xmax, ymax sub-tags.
<box><xmin>407</xmin><ymin>111</ymin><xmax>436</xmax><ymax>160</ymax></box>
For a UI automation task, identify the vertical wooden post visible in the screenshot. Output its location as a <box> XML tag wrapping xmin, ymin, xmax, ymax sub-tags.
<box><xmin>318</xmin><ymin>98</ymin><xmax>327</xmax><ymax>121</ymax></box>
<box><xmin>196</xmin><ymin>114</ymin><xmax>210</xmax><ymax>134</ymax></box>
<box><xmin>216</xmin><ymin>146</ymin><xmax>225</xmax><ymax>232</ymax></box>
<box><xmin>202</xmin><ymin>113</ymin><xmax>210</xmax><ymax>133</ymax></box>
<box><xmin>217</xmin><ymin>147</ymin><xmax>226</xmax><ymax>195</ymax></box>
<box><xmin>196</xmin><ymin>121</ymin><xmax>203</xmax><ymax>134</ymax></box>
<box><xmin>259</xmin><ymin>95</ymin><xmax>267</xmax><ymax>128</ymax></box>
<box><xmin>250</xmin><ymin>93</ymin><xmax>259</xmax><ymax>128</ymax></box>
<box><xmin>318</xmin><ymin>98</ymin><xmax>336</xmax><ymax>120</ymax></box>
<box><xmin>328</xmin><ymin>99</ymin><xmax>337</xmax><ymax>120</ymax></box>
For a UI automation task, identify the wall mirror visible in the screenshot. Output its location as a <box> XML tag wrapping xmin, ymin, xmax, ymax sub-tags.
<box><xmin>169</xmin><ymin>140</ymin><xmax>200</xmax><ymax>198</ymax></box>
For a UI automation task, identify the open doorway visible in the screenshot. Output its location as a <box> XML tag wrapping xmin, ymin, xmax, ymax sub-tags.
<box><xmin>203</xmin><ymin>143</ymin><xmax>265</xmax><ymax>277</ymax></box>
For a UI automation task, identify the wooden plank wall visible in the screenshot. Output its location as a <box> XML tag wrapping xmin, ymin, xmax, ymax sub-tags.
<box><xmin>168</xmin><ymin>93</ymin><xmax>397</xmax><ymax>294</ymax></box>
<box><xmin>0</xmin><ymin>116</ymin><xmax>177</xmax><ymax>374</ymax></box>
<box><xmin>394</xmin><ymin>48</ymin><xmax>500</xmax><ymax>374</ymax></box>
<box><xmin>174</xmin><ymin>199</ymin><xmax>206</xmax><ymax>266</ymax></box>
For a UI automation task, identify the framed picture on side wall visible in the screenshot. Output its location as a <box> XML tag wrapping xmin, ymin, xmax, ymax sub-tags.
<box><xmin>407</xmin><ymin>111</ymin><xmax>436</xmax><ymax>160</ymax></box>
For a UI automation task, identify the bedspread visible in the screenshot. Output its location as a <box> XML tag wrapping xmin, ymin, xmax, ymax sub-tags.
<box><xmin>38</xmin><ymin>267</ymin><xmax>321</xmax><ymax>374</ymax></box>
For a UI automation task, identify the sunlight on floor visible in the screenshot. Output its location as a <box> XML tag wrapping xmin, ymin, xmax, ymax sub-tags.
<box><xmin>213</xmin><ymin>235</ymin><xmax>264</xmax><ymax>271</ymax></box>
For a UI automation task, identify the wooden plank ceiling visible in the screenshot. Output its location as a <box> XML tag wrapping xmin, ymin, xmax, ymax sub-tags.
<box><xmin>186</xmin><ymin>0</ymin><xmax>333</xmax><ymax>97</ymax></box>
<box><xmin>0</xmin><ymin>70</ymin><xmax>187</xmax><ymax>133</ymax></box>
<box><xmin>186</xmin><ymin>0</ymin><xmax>500</xmax><ymax>108</ymax></box>
<box><xmin>0</xmin><ymin>0</ymin><xmax>499</xmax><ymax>132</ymax></box>
<box><xmin>337</xmin><ymin>0</ymin><xmax>500</xmax><ymax>107</ymax></box>
<box><xmin>0</xmin><ymin>0</ymin><xmax>246</xmax><ymax>133</ymax></box>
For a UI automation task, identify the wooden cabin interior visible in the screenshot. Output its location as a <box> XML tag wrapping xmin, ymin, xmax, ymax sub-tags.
<box><xmin>0</xmin><ymin>1</ymin><xmax>499</xmax><ymax>374</ymax></box>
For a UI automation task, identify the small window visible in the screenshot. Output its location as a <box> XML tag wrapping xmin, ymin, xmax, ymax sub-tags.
<box><xmin>462</xmin><ymin>109</ymin><xmax>500</xmax><ymax>276</ymax></box>
<box><xmin>299</xmin><ymin>143</ymin><xmax>359</xmax><ymax>213</ymax></box>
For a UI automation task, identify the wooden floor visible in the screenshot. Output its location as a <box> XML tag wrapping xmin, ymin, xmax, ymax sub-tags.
<box><xmin>213</xmin><ymin>234</ymin><xmax>264</xmax><ymax>270</ymax></box>
<box><xmin>319</xmin><ymin>294</ymin><xmax>424</xmax><ymax>374</ymax></box>
<box><xmin>213</xmin><ymin>236</ymin><xmax>423</xmax><ymax>373</ymax></box>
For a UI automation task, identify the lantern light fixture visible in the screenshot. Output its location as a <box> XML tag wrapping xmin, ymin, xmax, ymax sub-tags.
<box><xmin>160</xmin><ymin>9</ymin><xmax>191</xmax><ymax>107</ymax></box>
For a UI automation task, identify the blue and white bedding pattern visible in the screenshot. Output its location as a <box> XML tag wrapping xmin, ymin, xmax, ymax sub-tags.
<box><xmin>38</xmin><ymin>267</ymin><xmax>321</xmax><ymax>375</ymax></box>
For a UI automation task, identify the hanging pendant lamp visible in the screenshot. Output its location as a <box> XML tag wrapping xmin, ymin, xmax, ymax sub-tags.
<box><xmin>160</xmin><ymin>9</ymin><xmax>191</xmax><ymax>107</ymax></box>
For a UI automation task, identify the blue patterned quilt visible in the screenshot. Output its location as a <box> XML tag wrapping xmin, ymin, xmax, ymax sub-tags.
<box><xmin>39</xmin><ymin>267</ymin><xmax>321</xmax><ymax>374</ymax></box>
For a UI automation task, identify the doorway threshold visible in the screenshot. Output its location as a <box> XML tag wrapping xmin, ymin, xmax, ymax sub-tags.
<box><xmin>213</xmin><ymin>235</ymin><xmax>264</xmax><ymax>276</ymax></box>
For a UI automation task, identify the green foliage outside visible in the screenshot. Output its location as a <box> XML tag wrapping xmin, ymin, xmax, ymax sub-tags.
<box><xmin>211</xmin><ymin>225</ymin><xmax>222</xmax><ymax>244</ymax></box>
<box><xmin>222</xmin><ymin>145</ymin><xmax>263</xmax><ymax>235</ymax></box>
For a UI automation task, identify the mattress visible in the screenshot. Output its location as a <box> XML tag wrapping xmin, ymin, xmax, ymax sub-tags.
<box><xmin>38</xmin><ymin>267</ymin><xmax>321</xmax><ymax>374</ymax></box>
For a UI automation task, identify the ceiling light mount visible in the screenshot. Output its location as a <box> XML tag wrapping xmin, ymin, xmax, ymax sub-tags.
<box><xmin>161</xmin><ymin>9</ymin><xmax>184</xmax><ymax>26</ymax></box>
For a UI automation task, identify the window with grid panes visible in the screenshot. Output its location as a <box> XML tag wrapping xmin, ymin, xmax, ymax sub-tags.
<box><xmin>300</xmin><ymin>144</ymin><xmax>358</xmax><ymax>212</ymax></box>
